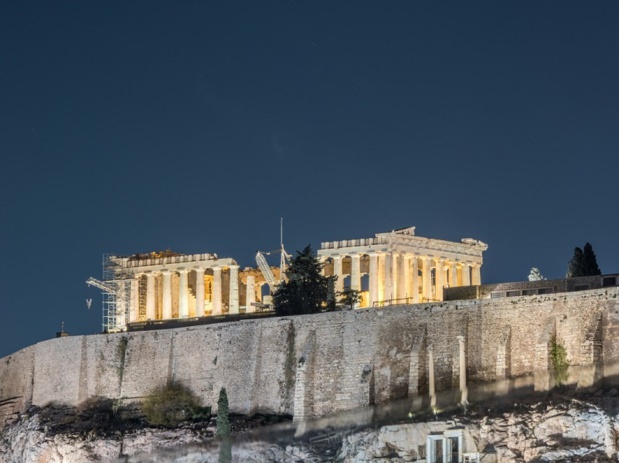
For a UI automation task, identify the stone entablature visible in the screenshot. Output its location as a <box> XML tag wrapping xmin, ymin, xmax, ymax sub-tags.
<box><xmin>318</xmin><ymin>227</ymin><xmax>488</xmax><ymax>306</ymax></box>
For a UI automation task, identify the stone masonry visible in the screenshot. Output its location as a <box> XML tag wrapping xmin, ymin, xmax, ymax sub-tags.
<box><xmin>0</xmin><ymin>287</ymin><xmax>618</xmax><ymax>427</ymax></box>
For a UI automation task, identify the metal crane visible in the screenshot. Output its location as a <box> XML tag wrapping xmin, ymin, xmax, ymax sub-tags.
<box><xmin>255</xmin><ymin>218</ymin><xmax>291</xmax><ymax>293</ymax></box>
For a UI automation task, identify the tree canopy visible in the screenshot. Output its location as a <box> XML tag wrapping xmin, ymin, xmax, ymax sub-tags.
<box><xmin>273</xmin><ymin>245</ymin><xmax>330</xmax><ymax>316</ymax></box>
<box><xmin>567</xmin><ymin>242</ymin><xmax>601</xmax><ymax>277</ymax></box>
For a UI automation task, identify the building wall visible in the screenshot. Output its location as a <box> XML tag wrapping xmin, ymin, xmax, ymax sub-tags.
<box><xmin>1</xmin><ymin>287</ymin><xmax>618</xmax><ymax>425</ymax></box>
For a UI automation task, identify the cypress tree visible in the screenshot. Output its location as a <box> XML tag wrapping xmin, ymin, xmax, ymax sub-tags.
<box><xmin>566</xmin><ymin>247</ymin><xmax>584</xmax><ymax>277</ymax></box>
<box><xmin>216</xmin><ymin>387</ymin><xmax>230</xmax><ymax>438</ymax></box>
<box><xmin>582</xmin><ymin>242</ymin><xmax>601</xmax><ymax>276</ymax></box>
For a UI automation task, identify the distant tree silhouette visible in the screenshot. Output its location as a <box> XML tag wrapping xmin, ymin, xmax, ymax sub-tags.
<box><xmin>273</xmin><ymin>245</ymin><xmax>330</xmax><ymax>316</ymax></box>
<box><xmin>567</xmin><ymin>243</ymin><xmax>601</xmax><ymax>277</ymax></box>
<box><xmin>338</xmin><ymin>288</ymin><xmax>362</xmax><ymax>309</ymax></box>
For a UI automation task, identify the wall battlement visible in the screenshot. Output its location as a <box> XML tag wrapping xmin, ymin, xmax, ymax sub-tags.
<box><xmin>1</xmin><ymin>287</ymin><xmax>618</xmax><ymax>426</ymax></box>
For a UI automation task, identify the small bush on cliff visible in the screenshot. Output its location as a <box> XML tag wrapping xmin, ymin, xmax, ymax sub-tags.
<box><xmin>143</xmin><ymin>381</ymin><xmax>209</xmax><ymax>427</ymax></box>
<box><xmin>551</xmin><ymin>342</ymin><xmax>569</xmax><ymax>385</ymax></box>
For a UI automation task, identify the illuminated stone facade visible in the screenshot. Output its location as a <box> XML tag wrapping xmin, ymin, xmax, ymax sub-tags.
<box><xmin>109</xmin><ymin>253</ymin><xmax>277</xmax><ymax>323</ymax></box>
<box><xmin>318</xmin><ymin>227</ymin><xmax>488</xmax><ymax>307</ymax></box>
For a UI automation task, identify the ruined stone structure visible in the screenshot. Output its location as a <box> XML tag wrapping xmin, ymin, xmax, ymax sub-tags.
<box><xmin>105</xmin><ymin>252</ymin><xmax>279</xmax><ymax>326</ymax></box>
<box><xmin>0</xmin><ymin>286</ymin><xmax>617</xmax><ymax>427</ymax></box>
<box><xmin>318</xmin><ymin>227</ymin><xmax>488</xmax><ymax>307</ymax></box>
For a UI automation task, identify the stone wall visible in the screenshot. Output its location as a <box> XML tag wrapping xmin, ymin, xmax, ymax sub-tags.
<box><xmin>1</xmin><ymin>287</ymin><xmax>619</xmax><ymax>425</ymax></box>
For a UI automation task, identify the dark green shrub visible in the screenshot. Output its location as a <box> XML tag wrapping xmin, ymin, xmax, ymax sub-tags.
<box><xmin>143</xmin><ymin>381</ymin><xmax>208</xmax><ymax>427</ymax></box>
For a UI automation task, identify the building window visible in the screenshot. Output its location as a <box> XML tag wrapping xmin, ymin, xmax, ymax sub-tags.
<box><xmin>538</xmin><ymin>288</ymin><xmax>553</xmax><ymax>295</ymax></box>
<box><xmin>574</xmin><ymin>284</ymin><xmax>589</xmax><ymax>291</ymax></box>
<box><xmin>506</xmin><ymin>290</ymin><xmax>520</xmax><ymax>297</ymax></box>
<box><xmin>522</xmin><ymin>289</ymin><xmax>537</xmax><ymax>296</ymax></box>
<box><xmin>603</xmin><ymin>276</ymin><xmax>616</xmax><ymax>287</ymax></box>
<box><xmin>490</xmin><ymin>292</ymin><xmax>503</xmax><ymax>299</ymax></box>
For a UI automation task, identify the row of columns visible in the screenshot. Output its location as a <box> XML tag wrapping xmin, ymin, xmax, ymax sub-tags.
<box><xmin>141</xmin><ymin>265</ymin><xmax>240</xmax><ymax>321</ymax></box>
<box><xmin>328</xmin><ymin>252</ymin><xmax>481</xmax><ymax>306</ymax></box>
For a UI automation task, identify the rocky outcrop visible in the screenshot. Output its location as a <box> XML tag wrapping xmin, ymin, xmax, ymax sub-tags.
<box><xmin>4</xmin><ymin>392</ymin><xmax>619</xmax><ymax>462</ymax></box>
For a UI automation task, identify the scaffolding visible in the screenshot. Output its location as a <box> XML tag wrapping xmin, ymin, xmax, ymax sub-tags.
<box><xmin>86</xmin><ymin>254</ymin><xmax>132</xmax><ymax>333</ymax></box>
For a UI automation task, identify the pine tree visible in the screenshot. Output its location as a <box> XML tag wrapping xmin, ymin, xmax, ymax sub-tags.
<box><xmin>273</xmin><ymin>245</ymin><xmax>329</xmax><ymax>316</ymax></box>
<box><xmin>216</xmin><ymin>387</ymin><xmax>230</xmax><ymax>438</ymax></box>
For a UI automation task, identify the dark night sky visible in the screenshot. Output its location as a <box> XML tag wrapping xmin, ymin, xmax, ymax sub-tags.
<box><xmin>1</xmin><ymin>1</ymin><xmax>618</xmax><ymax>357</ymax></box>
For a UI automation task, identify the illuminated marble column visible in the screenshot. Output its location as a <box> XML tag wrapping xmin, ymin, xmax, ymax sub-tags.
<box><xmin>178</xmin><ymin>268</ymin><xmax>189</xmax><ymax>318</ymax></box>
<box><xmin>458</xmin><ymin>335</ymin><xmax>468</xmax><ymax>405</ymax></box>
<box><xmin>246</xmin><ymin>275</ymin><xmax>256</xmax><ymax>313</ymax></box>
<box><xmin>351</xmin><ymin>254</ymin><xmax>361</xmax><ymax>292</ymax></box>
<box><xmin>391</xmin><ymin>253</ymin><xmax>399</xmax><ymax>300</ymax></box>
<box><xmin>377</xmin><ymin>253</ymin><xmax>386</xmax><ymax>302</ymax></box>
<box><xmin>146</xmin><ymin>272</ymin><xmax>156</xmax><ymax>320</ymax></box>
<box><xmin>462</xmin><ymin>263</ymin><xmax>471</xmax><ymax>287</ymax></box>
<box><xmin>369</xmin><ymin>253</ymin><xmax>378</xmax><ymax>306</ymax></box>
<box><xmin>385</xmin><ymin>252</ymin><xmax>394</xmax><ymax>301</ymax></box>
<box><xmin>450</xmin><ymin>262</ymin><xmax>458</xmax><ymax>287</ymax></box>
<box><xmin>403</xmin><ymin>254</ymin><xmax>412</xmax><ymax>301</ymax></box>
<box><xmin>161</xmin><ymin>270</ymin><xmax>172</xmax><ymax>319</ymax></box>
<box><xmin>212</xmin><ymin>267</ymin><xmax>222</xmax><ymax>315</ymax></box>
<box><xmin>130</xmin><ymin>277</ymin><xmax>140</xmax><ymax>322</ymax></box>
<box><xmin>194</xmin><ymin>267</ymin><xmax>205</xmax><ymax>317</ymax></box>
<box><xmin>429</xmin><ymin>345</ymin><xmax>436</xmax><ymax>408</ymax></box>
<box><xmin>472</xmin><ymin>263</ymin><xmax>482</xmax><ymax>286</ymax></box>
<box><xmin>434</xmin><ymin>258</ymin><xmax>444</xmax><ymax>301</ymax></box>
<box><xmin>229</xmin><ymin>265</ymin><xmax>239</xmax><ymax>314</ymax></box>
<box><xmin>333</xmin><ymin>256</ymin><xmax>344</xmax><ymax>293</ymax></box>
<box><xmin>422</xmin><ymin>257</ymin><xmax>432</xmax><ymax>302</ymax></box>
<box><xmin>411</xmin><ymin>256</ymin><xmax>419</xmax><ymax>303</ymax></box>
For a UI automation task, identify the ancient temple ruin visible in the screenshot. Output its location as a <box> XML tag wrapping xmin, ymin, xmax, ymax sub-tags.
<box><xmin>318</xmin><ymin>227</ymin><xmax>488</xmax><ymax>307</ymax></box>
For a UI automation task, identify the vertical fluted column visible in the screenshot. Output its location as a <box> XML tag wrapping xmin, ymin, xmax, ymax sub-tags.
<box><xmin>428</xmin><ymin>345</ymin><xmax>436</xmax><ymax>408</ymax></box>
<box><xmin>194</xmin><ymin>267</ymin><xmax>205</xmax><ymax>317</ymax></box>
<box><xmin>178</xmin><ymin>269</ymin><xmax>189</xmax><ymax>318</ymax></box>
<box><xmin>130</xmin><ymin>277</ymin><xmax>140</xmax><ymax>322</ymax></box>
<box><xmin>472</xmin><ymin>263</ymin><xmax>482</xmax><ymax>286</ymax></box>
<box><xmin>385</xmin><ymin>252</ymin><xmax>394</xmax><ymax>301</ymax></box>
<box><xmin>391</xmin><ymin>253</ymin><xmax>399</xmax><ymax>300</ymax></box>
<box><xmin>422</xmin><ymin>257</ymin><xmax>432</xmax><ymax>302</ymax></box>
<box><xmin>434</xmin><ymin>258</ymin><xmax>444</xmax><ymax>301</ymax></box>
<box><xmin>212</xmin><ymin>267</ymin><xmax>222</xmax><ymax>315</ymax></box>
<box><xmin>411</xmin><ymin>256</ymin><xmax>419</xmax><ymax>303</ymax></box>
<box><xmin>462</xmin><ymin>263</ymin><xmax>471</xmax><ymax>286</ymax></box>
<box><xmin>450</xmin><ymin>262</ymin><xmax>458</xmax><ymax>287</ymax></box>
<box><xmin>351</xmin><ymin>254</ymin><xmax>361</xmax><ymax>292</ymax></box>
<box><xmin>377</xmin><ymin>253</ymin><xmax>385</xmax><ymax>302</ymax></box>
<box><xmin>246</xmin><ymin>275</ymin><xmax>256</xmax><ymax>313</ymax></box>
<box><xmin>396</xmin><ymin>253</ymin><xmax>410</xmax><ymax>303</ymax></box>
<box><xmin>161</xmin><ymin>270</ymin><xmax>172</xmax><ymax>319</ymax></box>
<box><xmin>333</xmin><ymin>256</ymin><xmax>344</xmax><ymax>293</ymax></box>
<box><xmin>369</xmin><ymin>253</ymin><xmax>378</xmax><ymax>306</ymax></box>
<box><xmin>229</xmin><ymin>265</ymin><xmax>239</xmax><ymax>314</ymax></box>
<box><xmin>146</xmin><ymin>272</ymin><xmax>156</xmax><ymax>320</ymax></box>
<box><xmin>403</xmin><ymin>254</ymin><xmax>411</xmax><ymax>301</ymax></box>
<box><xmin>458</xmin><ymin>335</ymin><xmax>468</xmax><ymax>405</ymax></box>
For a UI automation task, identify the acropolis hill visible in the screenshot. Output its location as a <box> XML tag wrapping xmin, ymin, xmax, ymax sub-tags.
<box><xmin>0</xmin><ymin>227</ymin><xmax>617</xmax><ymax>429</ymax></box>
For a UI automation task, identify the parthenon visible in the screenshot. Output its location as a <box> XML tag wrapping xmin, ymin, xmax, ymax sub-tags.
<box><xmin>99</xmin><ymin>226</ymin><xmax>487</xmax><ymax>329</ymax></box>
<box><xmin>317</xmin><ymin>227</ymin><xmax>488</xmax><ymax>307</ymax></box>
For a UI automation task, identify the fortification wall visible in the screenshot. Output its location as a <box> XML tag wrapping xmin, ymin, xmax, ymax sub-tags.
<box><xmin>1</xmin><ymin>287</ymin><xmax>618</xmax><ymax>423</ymax></box>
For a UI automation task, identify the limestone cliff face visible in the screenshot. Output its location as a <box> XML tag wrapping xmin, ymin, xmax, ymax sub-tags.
<box><xmin>3</xmin><ymin>394</ymin><xmax>619</xmax><ymax>462</ymax></box>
